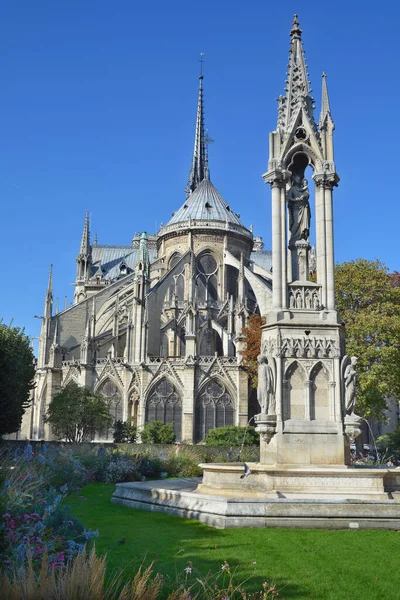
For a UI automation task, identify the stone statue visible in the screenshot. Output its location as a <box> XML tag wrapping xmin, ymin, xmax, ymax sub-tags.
<box><xmin>288</xmin><ymin>174</ymin><xmax>311</xmax><ymax>243</ymax></box>
<box><xmin>342</xmin><ymin>356</ymin><xmax>358</xmax><ymax>415</ymax></box>
<box><xmin>257</xmin><ymin>355</ymin><xmax>275</xmax><ymax>414</ymax></box>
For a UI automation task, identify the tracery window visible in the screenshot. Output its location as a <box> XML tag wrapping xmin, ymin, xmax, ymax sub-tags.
<box><xmin>167</xmin><ymin>254</ymin><xmax>185</xmax><ymax>303</ymax></box>
<box><xmin>145</xmin><ymin>379</ymin><xmax>182</xmax><ymax>441</ymax></box>
<box><xmin>195</xmin><ymin>380</ymin><xmax>234</xmax><ymax>442</ymax></box>
<box><xmin>196</xmin><ymin>253</ymin><xmax>218</xmax><ymax>303</ymax></box>
<box><xmin>98</xmin><ymin>379</ymin><xmax>123</xmax><ymax>440</ymax></box>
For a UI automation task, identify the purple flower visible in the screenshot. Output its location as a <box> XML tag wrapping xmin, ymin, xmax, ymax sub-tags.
<box><xmin>2</xmin><ymin>514</ymin><xmax>10</xmax><ymax>519</ymax></box>
<box><xmin>68</xmin><ymin>520</ymin><xmax>74</xmax><ymax>526</ymax></box>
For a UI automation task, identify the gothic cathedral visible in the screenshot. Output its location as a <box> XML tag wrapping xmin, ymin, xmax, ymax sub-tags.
<box><xmin>27</xmin><ymin>16</ymin><xmax>336</xmax><ymax>444</ymax></box>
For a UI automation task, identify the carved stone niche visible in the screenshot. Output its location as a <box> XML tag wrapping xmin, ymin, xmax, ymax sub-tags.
<box><xmin>255</xmin><ymin>413</ymin><xmax>277</xmax><ymax>445</ymax></box>
<box><xmin>288</xmin><ymin>282</ymin><xmax>322</xmax><ymax>310</ymax></box>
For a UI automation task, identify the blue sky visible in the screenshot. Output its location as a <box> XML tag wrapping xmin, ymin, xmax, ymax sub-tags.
<box><xmin>0</xmin><ymin>1</ymin><xmax>398</xmax><ymax>345</ymax></box>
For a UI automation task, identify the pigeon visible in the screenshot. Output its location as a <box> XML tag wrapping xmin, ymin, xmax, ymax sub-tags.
<box><xmin>240</xmin><ymin>463</ymin><xmax>253</xmax><ymax>479</ymax></box>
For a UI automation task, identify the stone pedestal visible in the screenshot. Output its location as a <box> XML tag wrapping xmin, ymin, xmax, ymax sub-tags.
<box><xmin>290</xmin><ymin>239</ymin><xmax>310</xmax><ymax>282</ymax></box>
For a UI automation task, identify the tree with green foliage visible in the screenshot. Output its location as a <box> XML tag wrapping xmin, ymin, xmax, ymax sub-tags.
<box><xmin>140</xmin><ymin>420</ymin><xmax>176</xmax><ymax>444</ymax></box>
<box><xmin>113</xmin><ymin>420</ymin><xmax>137</xmax><ymax>443</ymax></box>
<box><xmin>0</xmin><ymin>323</ymin><xmax>35</xmax><ymax>436</ymax></box>
<box><xmin>376</xmin><ymin>426</ymin><xmax>400</xmax><ymax>463</ymax></box>
<box><xmin>335</xmin><ymin>259</ymin><xmax>400</xmax><ymax>419</ymax></box>
<box><xmin>45</xmin><ymin>382</ymin><xmax>112</xmax><ymax>442</ymax></box>
<box><xmin>203</xmin><ymin>425</ymin><xmax>259</xmax><ymax>447</ymax></box>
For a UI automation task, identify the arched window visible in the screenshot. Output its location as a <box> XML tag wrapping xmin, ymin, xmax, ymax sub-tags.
<box><xmin>145</xmin><ymin>379</ymin><xmax>182</xmax><ymax>441</ymax></box>
<box><xmin>166</xmin><ymin>254</ymin><xmax>185</xmax><ymax>304</ymax></box>
<box><xmin>196</xmin><ymin>253</ymin><xmax>219</xmax><ymax>303</ymax></box>
<box><xmin>195</xmin><ymin>380</ymin><xmax>234</xmax><ymax>442</ymax></box>
<box><xmin>97</xmin><ymin>379</ymin><xmax>123</xmax><ymax>440</ymax></box>
<box><xmin>199</xmin><ymin>327</ymin><xmax>223</xmax><ymax>356</ymax></box>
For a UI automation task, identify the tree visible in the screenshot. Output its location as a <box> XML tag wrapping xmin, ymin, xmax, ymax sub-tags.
<box><xmin>241</xmin><ymin>314</ymin><xmax>265</xmax><ymax>389</ymax></box>
<box><xmin>335</xmin><ymin>259</ymin><xmax>400</xmax><ymax>419</ymax></box>
<box><xmin>113</xmin><ymin>420</ymin><xmax>137</xmax><ymax>443</ymax></box>
<box><xmin>376</xmin><ymin>426</ymin><xmax>400</xmax><ymax>463</ymax></box>
<box><xmin>45</xmin><ymin>383</ymin><xmax>112</xmax><ymax>442</ymax></box>
<box><xmin>203</xmin><ymin>425</ymin><xmax>259</xmax><ymax>447</ymax></box>
<box><xmin>140</xmin><ymin>420</ymin><xmax>176</xmax><ymax>444</ymax></box>
<box><xmin>0</xmin><ymin>323</ymin><xmax>35</xmax><ymax>436</ymax></box>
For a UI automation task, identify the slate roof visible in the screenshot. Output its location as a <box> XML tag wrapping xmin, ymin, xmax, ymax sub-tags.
<box><xmin>91</xmin><ymin>245</ymin><xmax>157</xmax><ymax>280</ymax></box>
<box><xmin>250</xmin><ymin>250</ymin><xmax>272</xmax><ymax>272</ymax></box>
<box><xmin>167</xmin><ymin>179</ymin><xmax>247</xmax><ymax>228</ymax></box>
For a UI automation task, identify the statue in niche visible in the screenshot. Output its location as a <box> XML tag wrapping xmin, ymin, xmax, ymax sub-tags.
<box><xmin>341</xmin><ymin>356</ymin><xmax>358</xmax><ymax>415</ymax></box>
<box><xmin>257</xmin><ymin>355</ymin><xmax>276</xmax><ymax>414</ymax></box>
<box><xmin>312</xmin><ymin>292</ymin><xmax>320</xmax><ymax>310</ymax></box>
<box><xmin>288</xmin><ymin>173</ymin><xmax>311</xmax><ymax>243</ymax></box>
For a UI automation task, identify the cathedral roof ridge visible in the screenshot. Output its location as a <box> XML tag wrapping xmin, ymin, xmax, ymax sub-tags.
<box><xmin>95</xmin><ymin>244</ymin><xmax>134</xmax><ymax>249</ymax></box>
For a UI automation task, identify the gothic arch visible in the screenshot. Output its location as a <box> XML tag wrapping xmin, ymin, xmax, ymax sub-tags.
<box><xmin>96</xmin><ymin>377</ymin><xmax>123</xmax><ymax>440</ymax></box>
<box><xmin>38</xmin><ymin>385</ymin><xmax>47</xmax><ymax>439</ymax></box>
<box><xmin>62</xmin><ymin>370</ymin><xmax>80</xmax><ymax>388</ymax></box>
<box><xmin>197</xmin><ymin>320</ymin><xmax>225</xmax><ymax>356</ymax></box>
<box><xmin>284</xmin><ymin>359</ymin><xmax>307</xmax><ymax>381</ymax></box>
<box><xmin>196</xmin><ymin>250</ymin><xmax>220</xmax><ymax>303</ymax></box>
<box><xmin>283</xmin><ymin>143</ymin><xmax>320</xmax><ymax>171</ymax></box>
<box><xmin>195</xmin><ymin>378</ymin><xmax>235</xmax><ymax>442</ymax></box>
<box><xmin>309</xmin><ymin>362</ymin><xmax>330</xmax><ymax>421</ymax></box>
<box><xmin>144</xmin><ymin>377</ymin><xmax>182</xmax><ymax>441</ymax></box>
<box><xmin>284</xmin><ymin>360</ymin><xmax>306</xmax><ymax>421</ymax></box>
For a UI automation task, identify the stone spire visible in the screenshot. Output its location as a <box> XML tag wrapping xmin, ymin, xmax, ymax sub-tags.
<box><xmin>78</xmin><ymin>210</ymin><xmax>91</xmax><ymax>260</ymax></box>
<box><xmin>319</xmin><ymin>72</ymin><xmax>333</xmax><ymax>127</ymax></box>
<box><xmin>136</xmin><ymin>232</ymin><xmax>150</xmax><ymax>278</ymax></box>
<box><xmin>277</xmin><ymin>15</ymin><xmax>314</xmax><ymax>132</ymax></box>
<box><xmin>44</xmin><ymin>264</ymin><xmax>53</xmax><ymax>318</ymax></box>
<box><xmin>186</xmin><ymin>58</ymin><xmax>209</xmax><ymax>197</ymax></box>
<box><xmin>76</xmin><ymin>211</ymin><xmax>92</xmax><ymax>284</ymax></box>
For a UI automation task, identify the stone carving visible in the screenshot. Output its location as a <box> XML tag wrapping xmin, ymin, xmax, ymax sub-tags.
<box><xmin>344</xmin><ymin>414</ymin><xmax>363</xmax><ymax>444</ymax></box>
<box><xmin>262</xmin><ymin>334</ymin><xmax>338</xmax><ymax>359</ymax></box>
<box><xmin>97</xmin><ymin>358</ymin><xmax>125</xmax><ymax>390</ymax></box>
<box><xmin>288</xmin><ymin>285</ymin><xmax>321</xmax><ymax>310</ymax></box>
<box><xmin>255</xmin><ymin>413</ymin><xmax>277</xmax><ymax>445</ymax></box>
<box><xmin>288</xmin><ymin>174</ymin><xmax>311</xmax><ymax>243</ymax></box>
<box><xmin>153</xmin><ymin>358</ymin><xmax>184</xmax><ymax>390</ymax></box>
<box><xmin>341</xmin><ymin>355</ymin><xmax>358</xmax><ymax>415</ymax></box>
<box><xmin>257</xmin><ymin>355</ymin><xmax>276</xmax><ymax>414</ymax></box>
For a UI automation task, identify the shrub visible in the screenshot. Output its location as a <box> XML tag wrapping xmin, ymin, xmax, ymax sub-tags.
<box><xmin>113</xmin><ymin>420</ymin><xmax>137</xmax><ymax>443</ymax></box>
<box><xmin>203</xmin><ymin>426</ymin><xmax>259</xmax><ymax>447</ymax></box>
<box><xmin>163</xmin><ymin>456</ymin><xmax>203</xmax><ymax>478</ymax></box>
<box><xmin>0</xmin><ymin>449</ymin><xmax>98</xmax><ymax>572</ymax></box>
<box><xmin>377</xmin><ymin>426</ymin><xmax>400</xmax><ymax>462</ymax></box>
<box><xmin>103</xmin><ymin>457</ymin><xmax>140</xmax><ymax>484</ymax></box>
<box><xmin>140</xmin><ymin>421</ymin><xmax>176</xmax><ymax>444</ymax></box>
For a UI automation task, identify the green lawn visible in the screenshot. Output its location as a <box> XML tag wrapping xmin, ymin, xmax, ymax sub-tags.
<box><xmin>67</xmin><ymin>484</ymin><xmax>400</xmax><ymax>599</ymax></box>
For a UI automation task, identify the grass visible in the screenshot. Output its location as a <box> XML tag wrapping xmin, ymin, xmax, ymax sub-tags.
<box><xmin>67</xmin><ymin>484</ymin><xmax>400</xmax><ymax>600</ymax></box>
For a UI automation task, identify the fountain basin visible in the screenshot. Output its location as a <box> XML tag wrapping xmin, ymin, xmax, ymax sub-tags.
<box><xmin>197</xmin><ymin>463</ymin><xmax>398</xmax><ymax>500</ymax></box>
